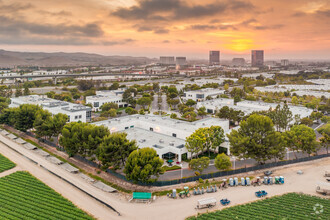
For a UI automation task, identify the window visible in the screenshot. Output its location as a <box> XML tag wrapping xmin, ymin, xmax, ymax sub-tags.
<box><xmin>75</xmin><ymin>116</ymin><xmax>78</xmax><ymax>119</ymax></box>
<box><xmin>172</xmin><ymin>133</ymin><xmax>176</xmax><ymax>137</ymax></box>
<box><xmin>86</xmin><ymin>111</ymin><xmax>91</xmax><ymax>118</ymax></box>
<box><xmin>94</xmin><ymin>102</ymin><xmax>99</xmax><ymax>107</ymax></box>
<box><xmin>79</xmin><ymin>115</ymin><xmax>82</xmax><ymax>119</ymax></box>
<box><xmin>150</xmin><ymin>127</ymin><xmax>153</xmax><ymax>131</ymax></box>
<box><xmin>196</xmin><ymin>94</ymin><xmax>204</xmax><ymax>99</ymax></box>
<box><xmin>67</xmin><ymin>116</ymin><xmax>70</xmax><ymax>122</ymax></box>
<box><xmin>130</xmin><ymin>125</ymin><xmax>134</xmax><ymax>128</ymax></box>
<box><xmin>125</xmin><ymin>127</ymin><xmax>129</xmax><ymax>130</ymax></box>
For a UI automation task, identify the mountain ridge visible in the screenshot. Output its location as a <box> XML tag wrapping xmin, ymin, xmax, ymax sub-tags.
<box><xmin>0</xmin><ymin>49</ymin><xmax>155</xmax><ymax>67</ymax></box>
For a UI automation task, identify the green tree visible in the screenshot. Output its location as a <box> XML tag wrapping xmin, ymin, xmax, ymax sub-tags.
<box><xmin>230</xmin><ymin>87</ymin><xmax>245</xmax><ymax>98</ymax></box>
<box><xmin>294</xmin><ymin>114</ymin><xmax>301</xmax><ymax>125</ymax></box>
<box><xmin>268</xmin><ymin>104</ymin><xmax>292</xmax><ymax>131</ymax></box>
<box><xmin>320</xmin><ymin>133</ymin><xmax>330</xmax><ymax>154</ymax></box>
<box><xmin>97</xmin><ymin>133</ymin><xmax>138</xmax><ymax>170</ymax></box>
<box><xmin>310</xmin><ymin>111</ymin><xmax>323</xmax><ymax>121</ymax></box>
<box><xmin>280</xmin><ymin>103</ymin><xmax>293</xmax><ymax>131</ymax></box>
<box><xmin>204</xmin><ymin>126</ymin><xmax>225</xmax><ymax>157</ymax></box>
<box><xmin>101</xmin><ymin>103</ymin><xmax>118</xmax><ymax>111</ymax></box>
<box><xmin>0</xmin><ymin>97</ymin><xmax>9</xmax><ymax>114</ymax></box>
<box><xmin>321</xmin><ymin>116</ymin><xmax>330</xmax><ymax>123</ymax></box>
<box><xmin>100</xmin><ymin>109</ymin><xmax>117</xmax><ymax>118</ymax></box>
<box><xmin>137</xmin><ymin>97</ymin><xmax>152</xmax><ymax>110</ymax></box>
<box><xmin>234</xmin><ymin>95</ymin><xmax>241</xmax><ymax>103</ymax></box>
<box><xmin>186</xmin><ymin>99</ymin><xmax>197</xmax><ymax>106</ymax></box>
<box><xmin>0</xmin><ymin>107</ymin><xmax>18</xmax><ymax>126</ymax></box>
<box><xmin>125</xmin><ymin>107</ymin><xmax>137</xmax><ymax>115</ymax></box>
<box><xmin>317</xmin><ymin>124</ymin><xmax>330</xmax><ymax>136</ymax></box>
<box><xmin>23</xmin><ymin>87</ymin><xmax>30</xmax><ymax>96</ymax></box>
<box><xmin>214</xmin><ymin>153</ymin><xmax>231</xmax><ymax>171</ymax></box>
<box><xmin>170</xmin><ymin>113</ymin><xmax>177</xmax><ymax>119</ymax></box>
<box><xmin>152</xmin><ymin>83</ymin><xmax>160</xmax><ymax>92</ymax></box>
<box><xmin>227</xmin><ymin>114</ymin><xmax>285</xmax><ymax>164</ymax></box>
<box><xmin>109</xmin><ymin>82</ymin><xmax>119</xmax><ymax>90</ymax></box>
<box><xmin>291</xmin><ymin>124</ymin><xmax>317</xmax><ymax>155</ymax></box>
<box><xmin>189</xmin><ymin>157</ymin><xmax>210</xmax><ymax>174</ymax></box>
<box><xmin>77</xmin><ymin>80</ymin><xmax>94</xmax><ymax>91</ymax></box>
<box><xmin>15</xmin><ymin>104</ymin><xmax>42</xmax><ymax>132</ymax></box>
<box><xmin>182</xmin><ymin>111</ymin><xmax>197</xmax><ymax>121</ymax></box>
<box><xmin>282</xmin><ymin>130</ymin><xmax>295</xmax><ymax>155</ymax></box>
<box><xmin>15</xmin><ymin>88</ymin><xmax>23</xmax><ymax>97</ymax></box>
<box><xmin>33</xmin><ymin>109</ymin><xmax>53</xmax><ymax>139</ymax></box>
<box><xmin>51</xmin><ymin>113</ymin><xmax>68</xmax><ymax>137</ymax></box>
<box><xmin>59</xmin><ymin>122</ymin><xmax>109</xmax><ymax>157</ymax></box>
<box><xmin>185</xmin><ymin>126</ymin><xmax>225</xmax><ymax>157</ymax></box>
<box><xmin>185</xmin><ymin>129</ymin><xmax>205</xmax><ymax>158</ymax></box>
<box><xmin>168</xmin><ymin>92</ymin><xmax>177</xmax><ymax>99</ymax></box>
<box><xmin>217</xmin><ymin>106</ymin><xmax>230</xmax><ymax>119</ymax></box>
<box><xmin>167</xmin><ymin>99</ymin><xmax>180</xmax><ymax>109</ymax></box>
<box><xmin>300</xmin><ymin>117</ymin><xmax>313</xmax><ymax>127</ymax></box>
<box><xmin>291</xmin><ymin>96</ymin><xmax>298</xmax><ymax>105</ymax></box>
<box><xmin>123</xmin><ymin>87</ymin><xmax>137</xmax><ymax>107</ymax></box>
<box><xmin>229</xmin><ymin>109</ymin><xmax>244</xmax><ymax>124</ymax></box>
<box><xmin>124</xmin><ymin>148</ymin><xmax>164</xmax><ymax>183</ymax></box>
<box><xmin>197</xmin><ymin>106</ymin><xmax>207</xmax><ymax>118</ymax></box>
<box><xmin>224</xmin><ymin>84</ymin><xmax>229</xmax><ymax>91</ymax></box>
<box><xmin>167</xmin><ymin>86</ymin><xmax>178</xmax><ymax>94</ymax></box>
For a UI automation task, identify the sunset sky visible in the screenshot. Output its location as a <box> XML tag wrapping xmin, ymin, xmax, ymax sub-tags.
<box><xmin>0</xmin><ymin>0</ymin><xmax>329</xmax><ymax>59</ymax></box>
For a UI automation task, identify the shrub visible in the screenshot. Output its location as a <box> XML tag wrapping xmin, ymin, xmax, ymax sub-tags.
<box><xmin>163</xmin><ymin>165</ymin><xmax>181</xmax><ymax>171</ymax></box>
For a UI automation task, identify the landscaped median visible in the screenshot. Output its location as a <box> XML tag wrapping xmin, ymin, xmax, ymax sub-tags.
<box><xmin>163</xmin><ymin>165</ymin><xmax>182</xmax><ymax>172</ymax></box>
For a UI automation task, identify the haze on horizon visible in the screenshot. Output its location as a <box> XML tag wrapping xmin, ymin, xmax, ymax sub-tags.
<box><xmin>0</xmin><ymin>0</ymin><xmax>329</xmax><ymax>60</ymax></box>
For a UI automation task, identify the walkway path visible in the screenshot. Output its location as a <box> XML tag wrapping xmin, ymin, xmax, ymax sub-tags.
<box><xmin>0</xmin><ymin>166</ymin><xmax>22</xmax><ymax>178</ymax></box>
<box><xmin>0</xmin><ymin>135</ymin><xmax>121</xmax><ymax>220</ymax></box>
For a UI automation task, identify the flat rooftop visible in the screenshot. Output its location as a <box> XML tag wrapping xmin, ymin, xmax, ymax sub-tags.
<box><xmin>93</xmin><ymin>114</ymin><xmax>229</xmax><ymax>133</ymax></box>
<box><xmin>185</xmin><ymin>88</ymin><xmax>225</xmax><ymax>94</ymax></box>
<box><xmin>197</xmin><ymin>99</ymin><xmax>313</xmax><ymax>118</ymax></box>
<box><xmin>124</xmin><ymin>128</ymin><xmax>186</xmax><ymax>153</ymax></box>
<box><xmin>10</xmin><ymin>95</ymin><xmax>91</xmax><ymax>113</ymax></box>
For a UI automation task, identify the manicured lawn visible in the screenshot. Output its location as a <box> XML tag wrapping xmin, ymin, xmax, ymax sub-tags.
<box><xmin>0</xmin><ymin>153</ymin><xmax>16</xmax><ymax>173</ymax></box>
<box><xmin>188</xmin><ymin>193</ymin><xmax>330</xmax><ymax>220</ymax></box>
<box><xmin>0</xmin><ymin>171</ymin><xmax>94</xmax><ymax>220</ymax></box>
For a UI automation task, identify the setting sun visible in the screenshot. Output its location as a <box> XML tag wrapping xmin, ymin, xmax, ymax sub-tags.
<box><xmin>226</xmin><ymin>39</ymin><xmax>255</xmax><ymax>52</ymax></box>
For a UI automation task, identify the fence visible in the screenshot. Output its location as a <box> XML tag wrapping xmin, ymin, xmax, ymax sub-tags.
<box><xmin>23</xmin><ymin>129</ymin><xmax>330</xmax><ymax>187</ymax></box>
<box><xmin>74</xmin><ymin>152</ymin><xmax>329</xmax><ymax>187</ymax></box>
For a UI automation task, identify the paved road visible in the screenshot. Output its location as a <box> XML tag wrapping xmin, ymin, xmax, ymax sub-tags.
<box><xmin>151</xmin><ymin>94</ymin><xmax>169</xmax><ymax>112</ymax></box>
<box><xmin>12</xmin><ymin>86</ymin><xmax>77</xmax><ymax>94</ymax></box>
<box><xmin>158</xmin><ymin>149</ymin><xmax>329</xmax><ymax>181</ymax></box>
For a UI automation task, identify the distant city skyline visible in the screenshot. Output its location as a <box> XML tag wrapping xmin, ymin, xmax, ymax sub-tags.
<box><xmin>0</xmin><ymin>0</ymin><xmax>329</xmax><ymax>59</ymax></box>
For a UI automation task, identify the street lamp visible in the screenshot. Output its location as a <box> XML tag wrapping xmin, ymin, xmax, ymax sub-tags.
<box><xmin>180</xmin><ymin>163</ymin><xmax>183</xmax><ymax>179</ymax></box>
<box><xmin>180</xmin><ymin>149</ymin><xmax>183</xmax><ymax>179</ymax></box>
<box><xmin>233</xmin><ymin>156</ymin><xmax>236</xmax><ymax>170</ymax></box>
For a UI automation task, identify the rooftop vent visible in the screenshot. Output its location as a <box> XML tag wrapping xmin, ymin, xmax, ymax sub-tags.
<box><xmin>159</xmin><ymin>139</ymin><xmax>164</xmax><ymax>143</ymax></box>
<box><xmin>169</xmin><ymin>142</ymin><xmax>174</xmax><ymax>146</ymax></box>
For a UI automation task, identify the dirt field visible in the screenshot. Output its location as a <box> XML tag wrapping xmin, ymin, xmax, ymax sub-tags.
<box><xmin>0</xmin><ymin>134</ymin><xmax>329</xmax><ymax>220</ymax></box>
